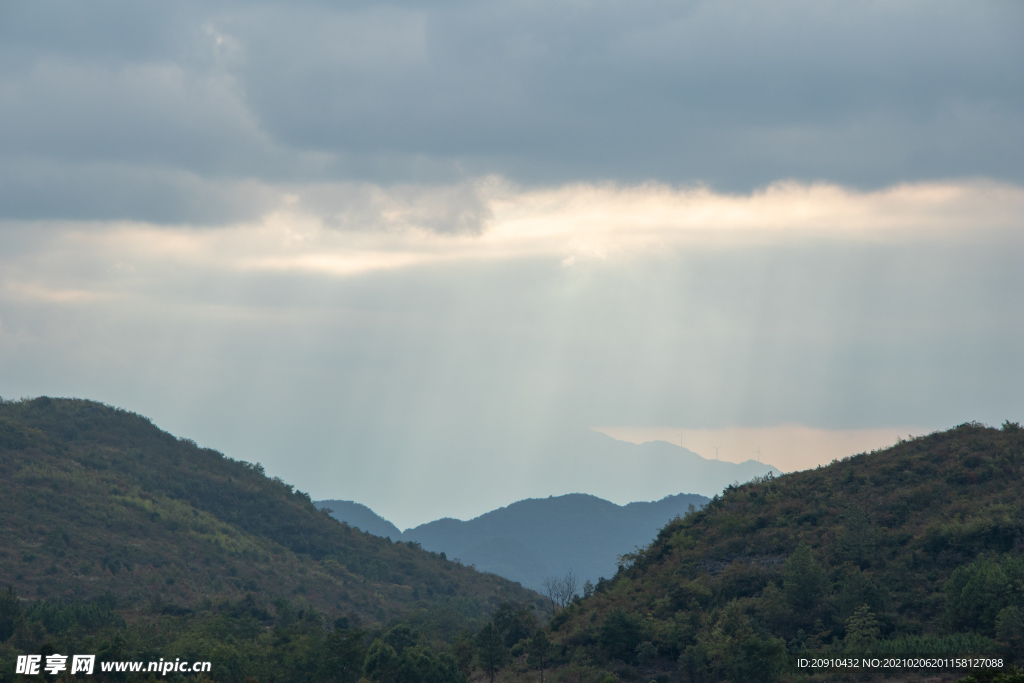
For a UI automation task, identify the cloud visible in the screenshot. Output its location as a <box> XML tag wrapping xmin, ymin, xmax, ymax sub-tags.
<box><xmin>1</xmin><ymin>176</ymin><xmax>1020</xmax><ymax>427</ymax></box>
<box><xmin>0</xmin><ymin>160</ymin><xmax>280</xmax><ymax>224</ymax></box>
<box><xmin>300</xmin><ymin>180</ymin><xmax>495</xmax><ymax>234</ymax></box>
<box><xmin>3</xmin><ymin>178</ymin><xmax>1015</xmax><ymax>287</ymax></box>
<box><xmin>1</xmin><ymin>0</ymin><xmax>1021</xmax><ymax>225</ymax></box>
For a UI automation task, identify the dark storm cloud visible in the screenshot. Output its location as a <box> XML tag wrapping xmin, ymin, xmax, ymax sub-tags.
<box><xmin>0</xmin><ymin>0</ymin><xmax>1021</xmax><ymax>223</ymax></box>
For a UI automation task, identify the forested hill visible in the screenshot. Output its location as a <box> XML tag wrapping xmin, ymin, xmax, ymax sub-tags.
<box><xmin>0</xmin><ymin>397</ymin><xmax>541</xmax><ymax>623</ymax></box>
<box><xmin>546</xmin><ymin>421</ymin><xmax>1024</xmax><ymax>682</ymax></box>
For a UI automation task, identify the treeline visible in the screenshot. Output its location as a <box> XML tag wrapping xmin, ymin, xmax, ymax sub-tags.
<box><xmin>0</xmin><ymin>589</ymin><xmax>587</xmax><ymax>683</ymax></box>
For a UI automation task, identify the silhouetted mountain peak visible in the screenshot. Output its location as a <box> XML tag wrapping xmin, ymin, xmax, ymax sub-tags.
<box><xmin>319</xmin><ymin>491</ymin><xmax>711</xmax><ymax>591</ymax></box>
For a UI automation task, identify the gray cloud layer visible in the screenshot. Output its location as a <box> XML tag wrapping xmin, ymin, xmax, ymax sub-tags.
<box><xmin>1</xmin><ymin>0</ymin><xmax>1021</xmax><ymax>223</ymax></box>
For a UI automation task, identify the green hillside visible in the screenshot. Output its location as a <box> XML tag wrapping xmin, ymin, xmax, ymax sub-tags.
<box><xmin>536</xmin><ymin>421</ymin><xmax>1024</xmax><ymax>682</ymax></box>
<box><xmin>0</xmin><ymin>397</ymin><xmax>539</xmax><ymax>616</ymax></box>
<box><xmin>0</xmin><ymin>397</ymin><xmax>543</xmax><ymax>682</ymax></box>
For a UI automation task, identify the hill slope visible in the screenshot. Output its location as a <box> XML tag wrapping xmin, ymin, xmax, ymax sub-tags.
<box><xmin>545</xmin><ymin>421</ymin><xmax>1024</xmax><ymax>681</ymax></box>
<box><xmin>0</xmin><ymin>397</ymin><xmax>540</xmax><ymax>624</ymax></box>
<box><xmin>394</xmin><ymin>493</ymin><xmax>710</xmax><ymax>591</ymax></box>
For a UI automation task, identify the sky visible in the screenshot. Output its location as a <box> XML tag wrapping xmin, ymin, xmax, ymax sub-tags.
<box><xmin>1</xmin><ymin>0</ymin><xmax>1022</xmax><ymax>529</ymax></box>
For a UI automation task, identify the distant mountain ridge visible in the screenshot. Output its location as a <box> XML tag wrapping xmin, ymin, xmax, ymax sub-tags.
<box><xmin>317</xmin><ymin>492</ymin><xmax>711</xmax><ymax>591</ymax></box>
<box><xmin>543</xmin><ymin>430</ymin><xmax>781</xmax><ymax>501</ymax></box>
<box><xmin>315</xmin><ymin>430</ymin><xmax>777</xmax><ymax>591</ymax></box>
<box><xmin>316</xmin><ymin>499</ymin><xmax>402</xmax><ymax>539</ymax></box>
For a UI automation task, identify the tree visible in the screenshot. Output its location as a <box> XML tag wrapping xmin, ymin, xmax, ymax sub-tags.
<box><xmin>397</xmin><ymin>646</ymin><xmax>467</xmax><ymax>683</ymax></box>
<box><xmin>452</xmin><ymin>629</ymin><xmax>476</xmax><ymax>675</ymax></box>
<box><xmin>733</xmin><ymin>634</ymin><xmax>788</xmax><ymax>683</ymax></box>
<box><xmin>364</xmin><ymin>639</ymin><xmax>400</xmax><ymax>683</ymax></box>
<box><xmin>321</xmin><ymin>628</ymin><xmax>366</xmax><ymax>683</ymax></box>
<box><xmin>996</xmin><ymin>606</ymin><xmax>1024</xmax><ymax>661</ymax></box>
<box><xmin>475</xmin><ymin>623</ymin><xmax>507</xmax><ymax>683</ymax></box>
<box><xmin>542</xmin><ymin>570</ymin><xmax>579</xmax><ymax>613</ymax></box>
<box><xmin>384</xmin><ymin>624</ymin><xmax>415</xmax><ymax>655</ymax></box>
<box><xmin>783</xmin><ymin>544</ymin><xmax>827</xmax><ymax>612</ymax></box>
<box><xmin>492</xmin><ymin>601</ymin><xmax>537</xmax><ymax>647</ymax></box>
<box><xmin>0</xmin><ymin>586</ymin><xmax>22</xmax><ymax>642</ymax></box>
<box><xmin>566</xmin><ymin>647</ymin><xmax>594</xmax><ymax>683</ymax></box>
<box><xmin>699</xmin><ymin>602</ymin><xmax>787</xmax><ymax>683</ymax></box>
<box><xmin>843</xmin><ymin>605</ymin><xmax>880</xmax><ymax>653</ymax></box>
<box><xmin>599</xmin><ymin>608</ymin><xmax>643</xmax><ymax>662</ymax></box>
<box><xmin>528</xmin><ymin>629</ymin><xmax>551</xmax><ymax>683</ymax></box>
<box><xmin>635</xmin><ymin>641</ymin><xmax>656</xmax><ymax>667</ymax></box>
<box><xmin>946</xmin><ymin>555</ymin><xmax>1013</xmax><ymax>634</ymax></box>
<box><xmin>839</xmin><ymin>507</ymin><xmax>878</xmax><ymax>567</ymax></box>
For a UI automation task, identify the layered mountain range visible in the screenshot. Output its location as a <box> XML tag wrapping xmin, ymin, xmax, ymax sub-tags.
<box><xmin>317</xmin><ymin>493</ymin><xmax>710</xmax><ymax>591</ymax></box>
<box><xmin>316</xmin><ymin>431</ymin><xmax>785</xmax><ymax>591</ymax></box>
